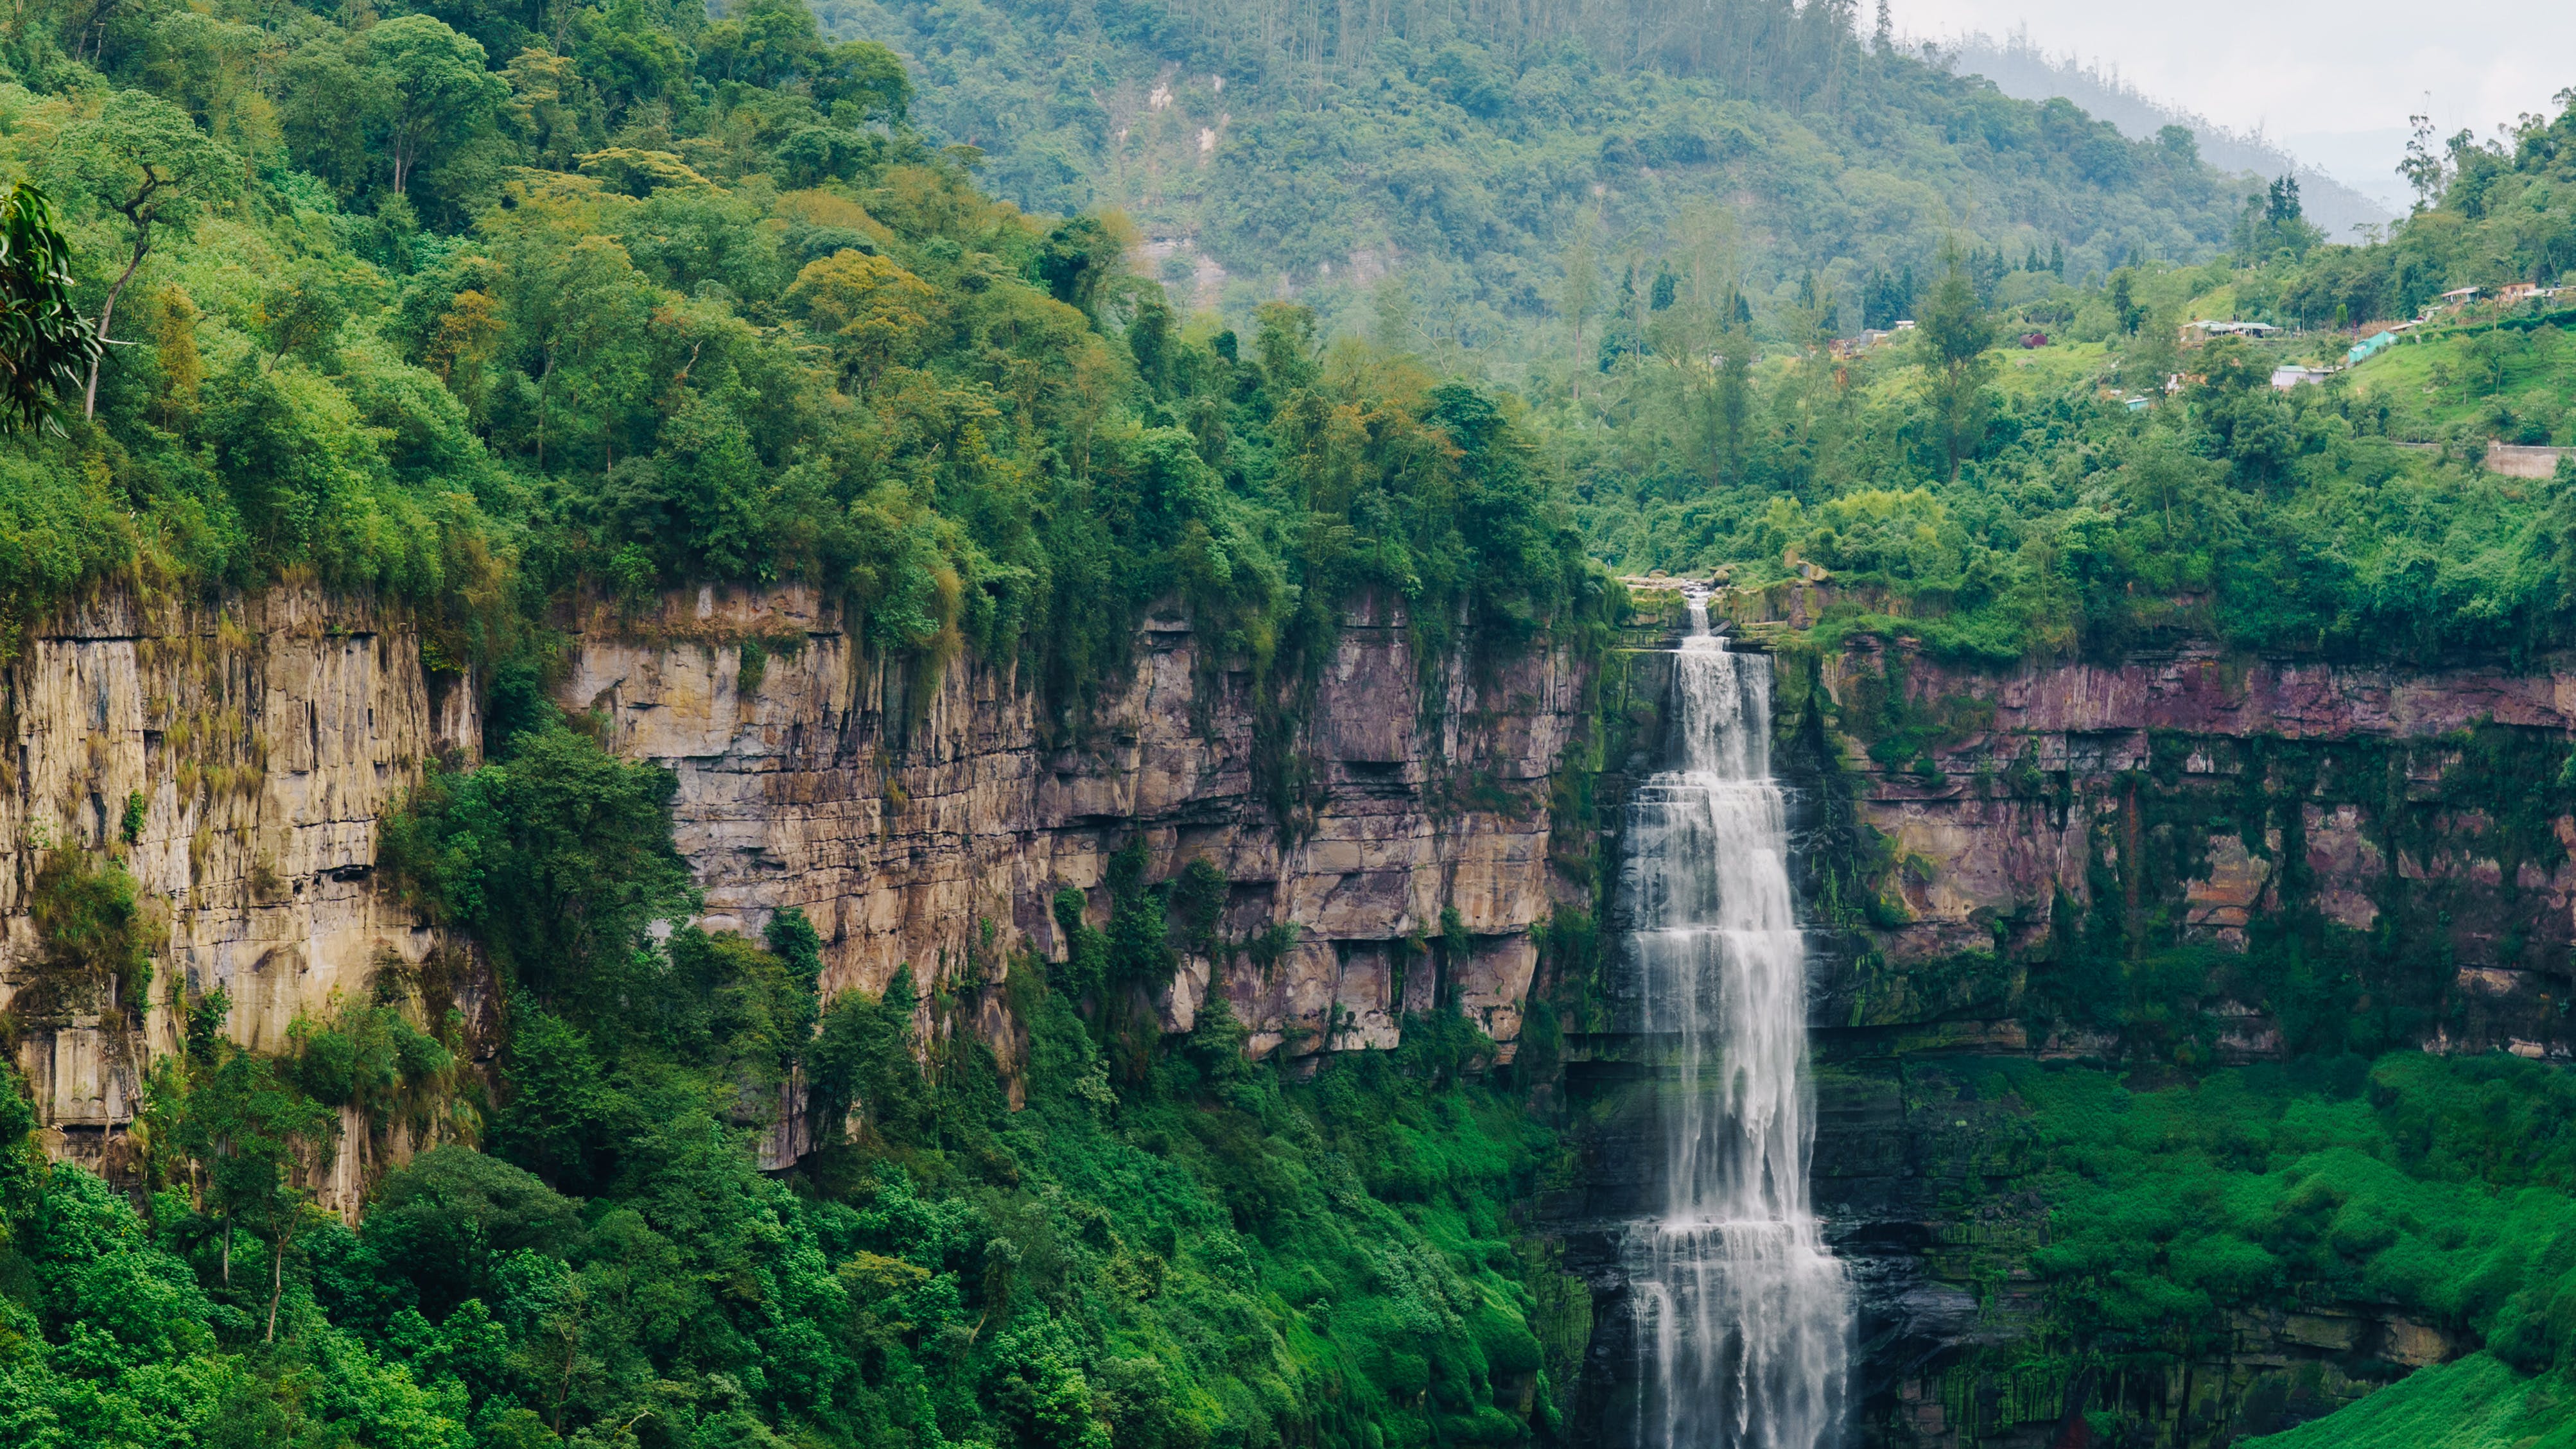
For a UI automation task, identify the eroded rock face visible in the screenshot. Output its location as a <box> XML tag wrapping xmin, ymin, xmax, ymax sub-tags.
<box><xmin>561</xmin><ymin>586</ymin><xmax>1588</xmax><ymax>1068</ymax></box>
<box><xmin>1790</xmin><ymin>636</ymin><xmax>2576</xmax><ymax>1447</ymax></box>
<box><xmin>0</xmin><ymin>591</ymin><xmax>476</xmax><ymax>1208</ymax></box>
<box><xmin>0</xmin><ymin>584</ymin><xmax>1591</xmax><ymax>1190</ymax></box>
<box><xmin>1812</xmin><ymin>635</ymin><xmax>2576</xmax><ymax>1059</ymax></box>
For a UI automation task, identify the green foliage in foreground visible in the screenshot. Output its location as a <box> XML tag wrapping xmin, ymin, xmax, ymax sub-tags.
<box><xmin>2246</xmin><ymin>1351</ymin><xmax>2576</xmax><ymax>1449</ymax></box>
<box><xmin>0</xmin><ymin>718</ymin><xmax>1579</xmax><ymax>1448</ymax></box>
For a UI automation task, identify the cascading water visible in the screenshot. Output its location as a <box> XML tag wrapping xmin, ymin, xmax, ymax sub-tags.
<box><xmin>1617</xmin><ymin>594</ymin><xmax>1852</xmax><ymax>1449</ymax></box>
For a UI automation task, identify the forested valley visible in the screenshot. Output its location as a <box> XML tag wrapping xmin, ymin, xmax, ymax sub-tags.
<box><xmin>2</xmin><ymin>0</ymin><xmax>2576</xmax><ymax>1444</ymax></box>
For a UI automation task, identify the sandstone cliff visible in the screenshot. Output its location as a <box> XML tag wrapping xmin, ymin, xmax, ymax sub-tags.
<box><xmin>0</xmin><ymin>590</ymin><xmax>476</xmax><ymax>1206</ymax></box>
<box><xmin>0</xmin><ymin>584</ymin><xmax>1594</xmax><ymax>1193</ymax></box>
<box><xmin>565</xmin><ymin>586</ymin><xmax>1590</xmax><ymax>1072</ymax></box>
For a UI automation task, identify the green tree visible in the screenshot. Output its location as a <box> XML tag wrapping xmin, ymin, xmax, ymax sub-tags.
<box><xmin>814</xmin><ymin>39</ymin><xmax>911</xmax><ymax>124</ymax></box>
<box><xmin>490</xmin><ymin>1009</ymin><xmax>618</xmax><ymax>1191</ymax></box>
<box><xmin>180</xmin><ymin>1051</ymin><xmax>336</xmax><ymax>1340</ymax></box>
<box><xmin>2189</xmin><ymin>338</ymin><xmax>2295</xmax><ymax>492</ymax></box>
<box><xmin>807</xmin><ymin>969</ymin><xmax>928</xmax><ymax>1147</ymax></box>
<box><xmin>1557</xmin><ymin>224</ymin><xmax>1602</xmax><ymax>399</ymax></box>
<box><xmin>355</xmin><ymin>15</ymin><xmax>510</xmax><ymax>198</ymax></box>
<box><xmin>694</xmin><ymin>0</ymin><xmax>820</xmax><ymax>85</ymax></box>
<box><xmin>50</xmin><ymin>89</ymin><xmax>242</xmax><ymax>418</ymax></box>
<box><xmin>380</xmin><ymin>723</ymin><xmax>697</xmax><ymax>1013</ymax></box>
<box><xmin>1916</xmin><ymin>256</ymin><xmax>1996</xmax><ymax>480</ymax></box>
<box><xmin>2108</xmin><ymin>268</ymin><xmax>2148</xmax><ymax>336</ymax></box>
<box><xmin>570</xmin><ymin>0</ymin><xmax>695</xmax><ymax>117</ymax></box>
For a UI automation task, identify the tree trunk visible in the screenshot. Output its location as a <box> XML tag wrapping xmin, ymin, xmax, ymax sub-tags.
<box><xmin>84</xmin><ymin>232</ymin><xmax>152</xmax><ymax>419</ymax></box>
<box><xmin>265</xmin><ymin>1233</ymin><xmax>285</xmax><ymax>1342</ymax></box>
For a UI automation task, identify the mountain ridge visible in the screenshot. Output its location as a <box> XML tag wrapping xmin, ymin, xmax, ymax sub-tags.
<box><xmin>1944</xmin><ymin>27</ymin><xmax>2401</xmax><ymax>239</ymax></box>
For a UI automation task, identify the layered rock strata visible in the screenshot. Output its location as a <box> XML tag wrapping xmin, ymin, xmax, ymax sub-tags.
<box><xmin>0</xmin><ymin>585</ymin><xmax>1592</xmax><ymax>1191</ymax></box>
<box><xmin>566</xmin><ymin>587</ymin><xmax>1587</xmax><ymax>1063</ymax></box>
<box><xmin>1808</xmin><ymin>634</ymin><xmax>2576</xmax><ymax>1055</ymax></box>
<box><xmin>0</xmin><ymin>591</ymin><xmax>476</xmax><ymax>1208</ymax></box>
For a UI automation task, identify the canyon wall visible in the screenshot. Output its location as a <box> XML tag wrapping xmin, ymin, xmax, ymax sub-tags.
<box><xmin>1805</xmin><ymin>632</ymin><xmax>2576</xmax><ymax>1056</ymax></box>
<box><xmin>13</xmin><ymin>576</ymin><xmax>2573</xmax><ymax>1443</ymax></box>
<box><xmin>1565</xmin><ymin>598</ymin><xmax>2576</xmax><ymax>1449</ymax></box>
<box><xmin>0</xmin><ymin>584</ymin><xmax>1594</xmax><ymax>1195</ymax></box>
<box><xmin>562</xmin><ymin>586</ymin><xmax>1591</xmax><ymax>1070</ymax></box>
<box><xmin>1769</xmin><ymin>625</ymin><xmax>2576</xmax><ymax>1448</ymax></box>
<box><xmin>0</xmin><ymin>590</ymin><xmax>476</xmax><ymax>1205</ymax></box>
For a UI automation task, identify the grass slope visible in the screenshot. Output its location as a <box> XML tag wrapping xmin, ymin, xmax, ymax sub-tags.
<box><xmin>2249</xmin><ymin>1353</ymin><xmax>2576</xmax><ymax>1449</ymax></box>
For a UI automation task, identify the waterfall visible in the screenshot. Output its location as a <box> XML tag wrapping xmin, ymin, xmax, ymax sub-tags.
<box><xmin>1617</xmin><ymin>595</ymin><xmax>1852</xmax><ymax>1449</ymax></box>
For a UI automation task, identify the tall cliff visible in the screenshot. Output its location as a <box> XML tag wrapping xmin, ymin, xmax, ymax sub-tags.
<box><xmin>0</xmin><ymin>584</ymin><xmax>1595</xmax><ymax>1195</ymax></box>
<box><xmin>17</xmin><ymin>576</ymin><xmax>2571</xmax><ymax>1446</ymax></box>
<box><xmin>1786</xmin><ymin>630</ymin><xmax>2576</xmax><ymax>1448</ymax></box>
<box><xmin>1562</xmin><ymin>590</ymin><xmax>2576</xmax><ymax>1448</ymax></box>
<box><xmin>566</xmin><ymin>586</ymin><xmax>1592</xmax><ymax>1067</ymax></box>
<box><xmin>0</xmin><ymin>591</ymin><xmax>476</xmax><ymax>1206</ymax></box>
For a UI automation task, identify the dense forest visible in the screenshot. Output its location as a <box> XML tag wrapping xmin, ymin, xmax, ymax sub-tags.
<box><xmin>825</xmin><ymin>0</ymin><xmax>2245</xmax><ymax>352</ymax></box>
<box><xmin>829</xmin><ymin>0</ymin><xmax>2576</xmax><ymax>667</ymax></box>
<box><xmin>4</xmin><ymin>0</ymin><xmax>2576</xmax><ymax>1443</ymax></box>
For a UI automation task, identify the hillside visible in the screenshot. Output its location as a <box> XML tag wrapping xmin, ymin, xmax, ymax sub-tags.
<box><xmin>1947</xmin><ymin>28</ymin><xmax>2398</xmax><ymax>239</ymax></box>
<box><xmin>1562</xmin><ymin>90</ymin><xmax>2576</xmax><ymax>669</ymax></box>
<box><xmin>821</xmin><ymin>0</ymin><xmax>2251</xmax><ymax>352</ymax></box>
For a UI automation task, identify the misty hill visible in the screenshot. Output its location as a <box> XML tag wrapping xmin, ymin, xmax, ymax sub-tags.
<box><xmin>818</xmin><ymin>0</ymin><xmax>2258</xmax><ymax>343</ymax></box>
<box><xmin>1947</xmin><ymin>28</ymin><xmax>2398</xmax><ymax>243</ymax></box>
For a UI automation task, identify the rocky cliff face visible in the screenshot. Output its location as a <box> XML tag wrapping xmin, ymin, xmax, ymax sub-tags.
<box><xmin>0</xmin><ymin>585</ymin><xmax>1593</xmax><ymax>1191</ymax></box>
<box><xmin>1808</xmin><ymin>633</ymin><xmax>2576</xmax><ymax>1056</ymax></box>
<box><xmin>17</xmin><ymin>578</ymin><xmax>2563</xmax><ymax>1444</ymax></box>
<box><xmin>0</xmin><ymin>590</ymin><xmax>476</xmax><ymax>1208</ymax></box>
<box><xmin>564</xmin><ymin>586</ymin><xmax>1590</xmax><ymax>1075</ymax></box>
<box><xmin>1563</xmin><ymin>602</ymin><xmax>2576</xmax><ymax>1448</ymax></box>
<box><xmin>1784</xmin><ymin>632</ymin><xmax>2576</xmax><ymax>1447</ymax></box>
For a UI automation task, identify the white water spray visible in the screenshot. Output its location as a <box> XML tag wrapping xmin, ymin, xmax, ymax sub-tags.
<box><xmin>1618</xmin><ymin>595</ymin><xmax>1852</xmax><ymax>1449</ymax></box>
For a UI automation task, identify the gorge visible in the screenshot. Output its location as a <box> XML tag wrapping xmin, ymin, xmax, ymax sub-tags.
<box><xmin>10</xmin><ymin>574</ymin><xmax>2576</xmax><ymax>1445</ymax></box>
<box><xmin>6</xmin><ymin>13</ymin><xmax>2576</xmax><ymax>1441</ymax></box>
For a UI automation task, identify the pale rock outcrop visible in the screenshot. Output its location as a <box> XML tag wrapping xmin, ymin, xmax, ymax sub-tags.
<box><xmin>561</xmin><ymin>587</ymin><xmax>1588</xmax><ymax>1066</ymax></box>
<box><xmin>0</xmin><ymin>590</ymin><xmax>474</xmax><ymax>1207</ymax></box>
<box><xmin>0</xmin><ymin>583</ymin><xmax>1593</xmax><ymax>1184</ymax></box>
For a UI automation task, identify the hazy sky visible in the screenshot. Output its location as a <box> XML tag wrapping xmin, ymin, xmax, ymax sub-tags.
<box><xmin>1898</xmin><ymin>0</ymin><xmax>2576</xmax><ymax>205</ymax></box>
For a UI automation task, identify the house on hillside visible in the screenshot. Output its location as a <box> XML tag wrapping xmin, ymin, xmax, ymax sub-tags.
<box><xmin>2184</xmin><ymin>320</ymin><xmax>2279</xmax><ymax>340</ymax></box>
<box><xmin>2271</xmin><ymin>364</ymin><xmax>2335</xmax><ymax>389</ymax></box>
